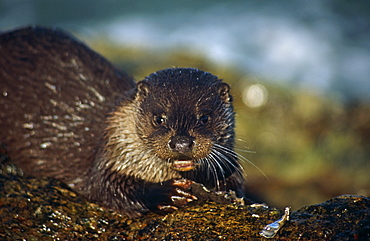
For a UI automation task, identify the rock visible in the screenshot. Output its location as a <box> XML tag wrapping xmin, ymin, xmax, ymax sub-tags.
<box><xmin>0</xmin><ymin>158</ymin><xmax>368</xmax><ymax>240</ymax></box>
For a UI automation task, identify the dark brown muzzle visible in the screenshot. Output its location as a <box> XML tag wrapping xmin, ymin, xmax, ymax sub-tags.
<box><xmin>168</xmin><ymin>135</ymin><xmax>195</xmax><ymax>154</ymax></box>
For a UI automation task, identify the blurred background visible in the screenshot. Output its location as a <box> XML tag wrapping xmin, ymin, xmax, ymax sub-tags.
<box><xmin>1</xmin><ymin>0</ymin><xmax>369</xmax><ymax>210</ymax></box>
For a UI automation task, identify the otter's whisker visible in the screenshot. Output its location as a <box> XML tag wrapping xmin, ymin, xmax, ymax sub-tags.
<box><xmin>203</xmin><ymin>155</ymin><xmax>219</xmax><ymax>190</ymax></box>
<box><xmin>207</xmin><ymin>152</ymin><xmax>228</xmax><ymax>191</ymax></box>
<box><xmin>212</xmin><ymin>145</ymin><xmax>244</xmax><ymax>174</ymax></box>
<box><xmin>215</xmin><ymin>144</ymin><xmax>268</xmax><ymax>180</ymax></box>
<box><xmin>234</xmin><ymin>147</ymin><xmax>256</xmax><ymax>154</ymax></box>
<box><xmin>211</xmin><ymin>149</ymin><xmax>239</xmax><ymax>176</ymax></box>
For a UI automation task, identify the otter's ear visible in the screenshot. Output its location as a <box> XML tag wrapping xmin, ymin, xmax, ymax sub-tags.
<box><xmin>135</xmin><ymin>81</ymin><xmax>150</xmax><ymax>101</ymax></box>
<box><xmin>218</xmin><ymin>83</ymin><xmax>233</xmax><ymax>103</ymax></box>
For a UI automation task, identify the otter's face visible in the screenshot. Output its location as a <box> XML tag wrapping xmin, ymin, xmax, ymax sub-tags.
<box><xmin>134</xmin><ymin>68</ymin><xmax>236</xmax><ymax>178</ymax></box>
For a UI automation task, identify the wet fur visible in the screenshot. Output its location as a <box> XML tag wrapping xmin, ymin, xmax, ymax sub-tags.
<box><xmin>0</xmin><ymin>26</ymin><xmax>246</xmax><ymax>218</ymax></box>
<box><xmin>0</xmin><ymin>26</ymin><xmax>135</xmax><ymax>189</ymax></box>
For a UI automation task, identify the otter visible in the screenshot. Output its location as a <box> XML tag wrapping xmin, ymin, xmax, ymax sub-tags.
<box><xmin>0</xmin><ymin>26</ymin><xmax>247</xmax><ymax>218</ymax></box>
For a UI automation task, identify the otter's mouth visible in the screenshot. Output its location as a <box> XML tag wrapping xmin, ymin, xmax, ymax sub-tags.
<box><xmin>171</xmin><ymin>160</ymin><xmax>195</xmax><ymax>172</ymax></box>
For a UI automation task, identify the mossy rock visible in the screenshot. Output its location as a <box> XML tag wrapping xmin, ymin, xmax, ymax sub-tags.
<box><xmin>0</xmin><ymin>162</ymin><xmax>368</xmax><ymax>240</ymax></box>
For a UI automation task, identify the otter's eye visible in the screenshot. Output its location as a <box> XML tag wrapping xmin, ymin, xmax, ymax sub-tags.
<box><xmin>154</xmin><ymin>115</ymin><xmax>166</xmax><ymax>126</ymax></box>
<box><xmin>199</xmin><ymin>115</ymin><xmax>210</xmax><ymax>125</ymax></box>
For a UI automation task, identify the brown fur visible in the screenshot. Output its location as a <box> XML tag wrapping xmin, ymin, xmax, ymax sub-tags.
<box><xmin>0</xmin><ymin>26</ymin><xmax>246</xmax><ymax>218</ymax></box>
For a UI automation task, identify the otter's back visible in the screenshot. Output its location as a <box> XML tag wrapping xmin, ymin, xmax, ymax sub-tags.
<box><xmin>0</xmin><ymin>26</ymin><xmax>135</xmax><ymax>186</ymax></box>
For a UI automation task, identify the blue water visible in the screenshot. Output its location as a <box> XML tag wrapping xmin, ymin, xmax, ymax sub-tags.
<box><xmin>1</xmin><ymin>0</ymin><xmax>369</xmax><ymax>102</ymax></box>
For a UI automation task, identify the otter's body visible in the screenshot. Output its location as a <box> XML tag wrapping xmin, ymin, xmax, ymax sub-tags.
<box><xmin>0</xmin><ymin>26</ymin><xmax>246</xmax><ymax>217</ymax></box>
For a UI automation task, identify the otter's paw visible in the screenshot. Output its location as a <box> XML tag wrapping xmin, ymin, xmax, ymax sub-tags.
<box><xmin>147</xmin><ymin>178</ymin><xmax>197</xmax><ymax>214</ymax></box>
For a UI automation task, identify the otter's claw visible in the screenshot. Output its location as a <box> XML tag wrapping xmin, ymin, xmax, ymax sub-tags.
<box><xmin>172</xmin><ymin>178</ymin><xmax>195</xmax><ymax>189</ymax></box>
<box><xmin>158</xmin><ymin>205</ymin><xmax>178</xmax><ymax>213</ymax></box>
<box><xmin>147</xmin><ymin>178</ymin><xmax>198</xmax><ymax>214</ymax></box>
<box><xmin>169</xmin><ymin>188</ymin><xmax>197</xmax><ymax>207</ymax></box>
<box><xmin>163</xmin><ymin>179</ymin><xmax>197</xmax><ymax>210</ymax></box>
<box><xmin>173</xmin><ymin>187</ymin><xmax>198</xmax><ymax>201</ymax></box>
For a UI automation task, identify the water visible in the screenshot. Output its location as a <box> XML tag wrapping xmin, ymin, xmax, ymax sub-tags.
<box><xmin>1</xmin><ymin>0</ymin><xmax>369</xmax><ymax>102</ymax></box>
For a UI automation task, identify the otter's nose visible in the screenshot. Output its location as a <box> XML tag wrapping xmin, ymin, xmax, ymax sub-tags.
<box><xmin>168</xmin><ymin>135</ymin><xmax>195</xmax><ymax>154</ymax></box>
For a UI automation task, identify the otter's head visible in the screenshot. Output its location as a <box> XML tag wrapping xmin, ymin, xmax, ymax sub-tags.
<box><xmin>133</xmin><ymin>68</ymin><xmax>238</xmax><ymax>182</ymax></box>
